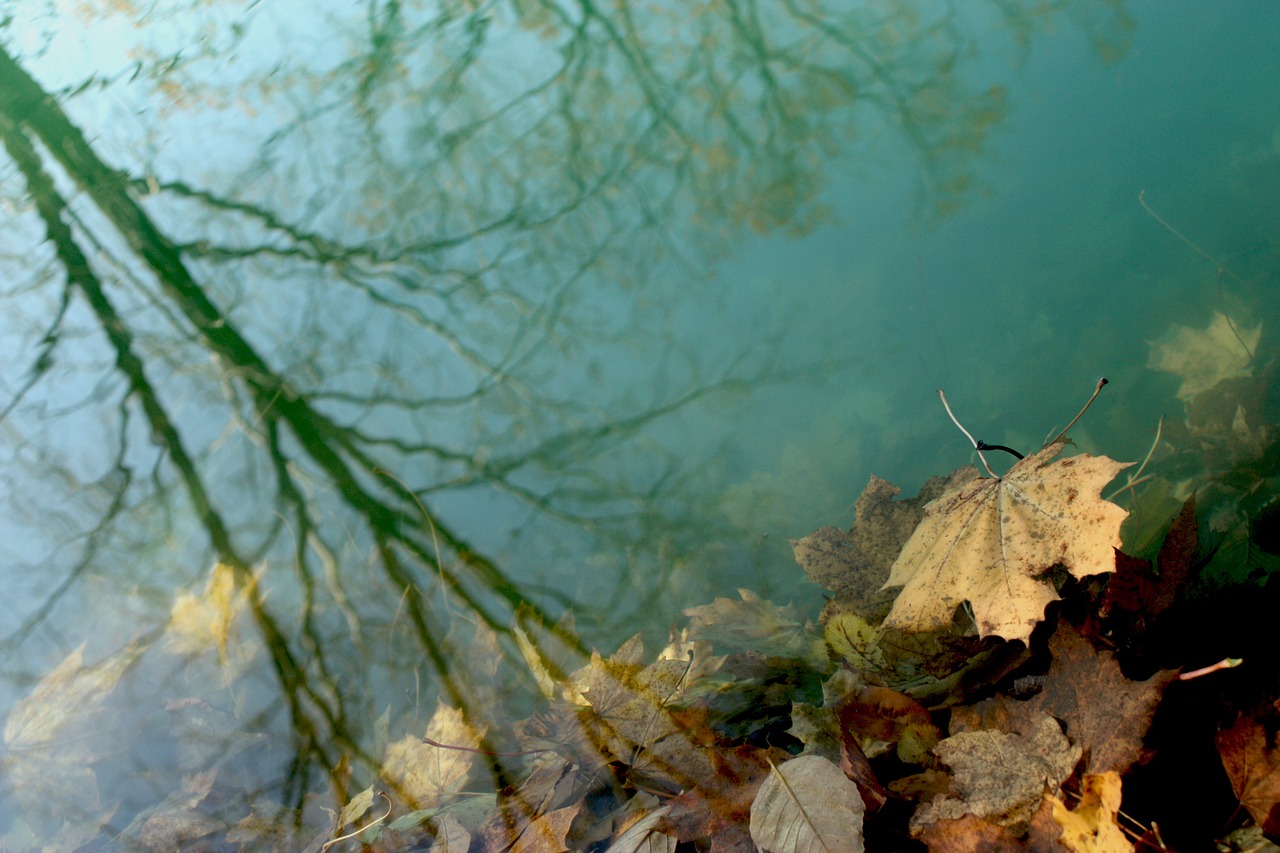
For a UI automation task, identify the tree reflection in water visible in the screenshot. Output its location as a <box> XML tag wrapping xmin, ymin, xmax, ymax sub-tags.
<box><xmin>0</xmin><ymin>0</ymin><xmax>1131</xmax><ymax>835</ymax></box>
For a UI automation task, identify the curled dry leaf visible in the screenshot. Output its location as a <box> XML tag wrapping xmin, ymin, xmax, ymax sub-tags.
<box><xmin>882</xmin><ymin>441</ymin><xmax>1130</xmax><ymax>643</ymax></box>
<box><xmin>749</xmin><ymin>755</ymin><xmax>865</xmax><ymax>853</ymax></box>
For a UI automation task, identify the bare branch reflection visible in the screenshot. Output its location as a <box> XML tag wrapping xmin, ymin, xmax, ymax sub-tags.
<box><xmin>0</xmin><ymin>0</ymin><xmax>1132</xmax><ymax>833</ymax></box>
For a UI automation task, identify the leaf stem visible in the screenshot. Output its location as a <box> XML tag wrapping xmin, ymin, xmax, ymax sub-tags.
<box><xmin>938</xmin><ymin>389</ymin><xmax>996</xmax><ymax>477</ymax></box>
<box><xmin>1049</xmin><ymin>377</ymin><xmax>1108</xmax><ymax>446</ymax></box>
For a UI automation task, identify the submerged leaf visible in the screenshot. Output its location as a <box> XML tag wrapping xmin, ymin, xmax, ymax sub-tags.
<box><xmin>382</xmin><ymin>701</ymin><xmax>486</xmax><ymax>808</ymax></box>
<box><xmin>685</xmin><ymin>589</ymin><xmax>824</xmax><ymax>662</ymax></box>
<box><xmin>749</xmin><ymin>755</ymin><xmax>865</xmax><ymax>853</ymax></box>
<box><xmin>1148</xmin><ymin>311</ymin><xmax>1261</xmax><ymax>400</ymax></box>
<box><xmin>792</xmin><ymin>469</ymin><xmax>977</xmax><ymax>622</ymax></box>
<box><xmin>5</xmin><ymin>640</ymin><xmax>142</xmax><ymax>753</ymax></box>
<box><xmin>882</xmin><ymin>441</ymin><xmax>1130</xmax><ymax>642</ymax></box>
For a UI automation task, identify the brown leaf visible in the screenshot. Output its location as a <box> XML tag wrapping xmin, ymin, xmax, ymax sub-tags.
<box><xmin>882</xmin><ymin>441</ymin><xmax>1130</xmax><ymax>643</ymax></box>
<box><xmin>509</xmin><ymin>803</ymin><xmax>580</xmax><ymax>853</ymax></box>
<box><xmin>477</xmin><ymin>760</ymin><xmax>599</xmax><ymax>852</ymax></box>
<box><xmin>919</xmin><ymin>814</ymin><xmax>1025</xmax><ymax>852</ymax></box>
<box><xmin>911</xmin><ymin>712</ymin><xmax>1080</xmax><ymax>835</ymax></box>
<box><xmin>663</xmin><ymin>745</ymin><xmax>785</xmax><ymax>850</ymax></box>
<box><xmin>750</xmin><ymin>755</ymin><xmax>866</xmax><ymax>853</ymax></box>
<box><xmin>1101</xmin><ymin>495</ymin><xmax>1197</xmax><ymax>632</ymax></box>
<box><xmin>792</xmin><ymin>470</ymin><xmax>977</xmax><ymax>622</ymax></box>
<box><xmin>1218</xmin><ymin>713</ymin><xmax>1280</xmax><ymax>837</ymax></box>
<box><xmin>836</xmin><ymin>685</ymin><xmax>939</xmax><ymax>762</ymax></box>
<box><xmin>1029</xmin><ymin>624</ymin><xmax>1175</xmax><ymax>774</ymax></box>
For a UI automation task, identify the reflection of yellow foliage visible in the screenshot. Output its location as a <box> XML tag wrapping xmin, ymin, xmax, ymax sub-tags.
<box><xmin>164</xmin><ymin>562</ymin><xmax>258</xmax><ymax>680</ymax></box>
<box><xmin>1148</xmin><ymin>312</ymin><xmax>1261</xmax><ymax>400</ymax></box>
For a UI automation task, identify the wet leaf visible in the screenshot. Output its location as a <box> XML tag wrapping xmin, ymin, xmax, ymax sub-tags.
<box><xmin>4</xmin><ymin>640</ymin><xmax>142</xmax><ymax>754</ymax></box>
<box><xmin>340</xmin><ymin>785</ymin><xmax>376</xmax><ymax>828</ymax></box>
<box><xmin>3</xmin><ymin>640</ymin><xmax>144</xmax><ymax>829</ymax></box>
<box><xmin>663</xmin><ymin>744</ymin><xmax>788</xmax><ymax>848</ymax></box>
<box><xmin>882</xmin><ymin>441</ymin><xmax>1130</xmax><ymax>643</ymax></box>
<box><xmin>118</xmin><ymin>767</ymin><xmax>224</xmax><ymax>853</ymax></box>
<box><xmin>163</xmin><ymin>561</ymin><xmax>259</xmax><ymax>683</ymax></box>
<box><xmin>1048</xmin><ymin>771</ymin><xmax>1132</xmax><ymax>853</ymax></box>
<box><xmin>792</xmin><ymin>469</ymin><xmax>977</xmax><ymax>622</ymax></box>
<box><xmin>1148</xmin><ymin>311</ymin><xmax>1262</xmax><ymax>400</ymax></box>
<box><xmin>1218</xmin><ymin>713</ymin><xmax>1280</xmax><ymax>837</ymax></box>
<box><xmin>225</xmin><ymin>801</ymin><xmax>294</xmax><ymax>852</ymax></box>
<box><xmin>824</xmin><ymin>612</ymin><xmax>886</xmax><ymax>670</ymax></box>
<box><xmin>749</xmin><ymin>755</ymin><xmax>866</xmax><ymax>853</ymax></box>
<box><xmin>918</xmin><ymin>813</ymin><xmax>1025</xmax><ymax>852</ymax></box>
<box><xmin>1101</xmin><ymin>495</ymin><xmax>1197</xmax><ymax>636</ymax></box>
<box><xmin>509</xmin><ymin>803</ymin><xmax>580</xmax><ymax>853</ymax></box>
<box><xmin>428</xmin><ymin>813</ymin><xmax>472</xmax><ymax>852</ymax></box>
<box><xmin>579</xmin><ymin>635</ymin><xmax>691</xmax><ymax>763</ymax></box>
<box><xmin>911</xmin><ymin>712</ymin><xmax>1080</xmax><ymax>834</ymax></box>
<box><xmin>606</xmin><ymin>803</ymin><xmax>677</xmax><ymax>853</ymax></box>
<box><xmin>1030</xmin><ymin>624</ymin><xmax>1176</xmax><ymax>774</ymax></box>
<box><xmin>684</xmin><ymin>589</ymin><xmax>824</xmax><ymax>662</ymax></box>
<box><xmin>835</xmin><ymin>685</ymin><xmax>939</xmax><ymax>765</ymax></box>
<box><xmin>382</xmin><ymin>701</ymin><xmax>486</xmax><ymax>808</ymax></box>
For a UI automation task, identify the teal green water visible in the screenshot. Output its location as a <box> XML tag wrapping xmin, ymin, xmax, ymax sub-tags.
<box><xmin>0</xmin><ymin>0</ymin><xmax>1276</xmax><ymax>837</ymax></box>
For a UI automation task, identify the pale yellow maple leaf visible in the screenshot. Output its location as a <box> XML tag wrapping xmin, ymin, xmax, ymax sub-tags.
<box><xmin>881</xmin><ymin>441</ymin><xmax>1130</xmax><ymax>643</ymax></box>
<box><xmin>382</xmin><ymin>701</ymin><xmax>486</xmax><ymax>807</ymax></box>
<box><xmin>1148</xmin><ymin>311</ymin><xmax>1261</xmax><ymax>400</ymax></box>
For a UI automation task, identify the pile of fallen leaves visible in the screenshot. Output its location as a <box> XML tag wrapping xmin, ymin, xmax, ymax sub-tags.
<box><xmin>4</xmin><ymin>308</ymin><xmax>1279</xmax><ymax>852</ymax></box>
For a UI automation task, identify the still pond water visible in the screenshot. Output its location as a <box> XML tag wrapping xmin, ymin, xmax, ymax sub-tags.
<box><xmin>0</xmin><ymin>0</ymin><xmax>1276</xmax><ymax>843</ymax></box>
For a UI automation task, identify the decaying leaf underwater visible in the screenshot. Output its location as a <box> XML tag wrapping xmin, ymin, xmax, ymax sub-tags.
<box><xmin>3</xmin><ymin>325</ymin><xmax>1278</xmax><ymax>850</ymax></box>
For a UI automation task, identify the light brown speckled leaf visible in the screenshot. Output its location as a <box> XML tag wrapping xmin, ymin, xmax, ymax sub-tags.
<box><xmin>882</xmin><ymin>441</ymin><xmax>1130</xmax><ymax>643</ymax></box>
<box><xmin>911</xmin><ymin>712</ymin><xmax>1079</xmax><ymax>835</ymax></box>
<box><xmin>750</xmin><ymin>755</ymin><xmax>865</xmax><ymax>853</ymax></box>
